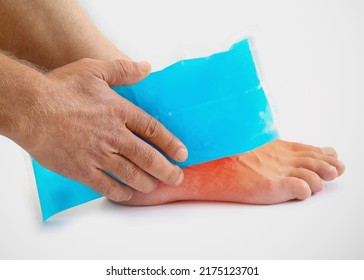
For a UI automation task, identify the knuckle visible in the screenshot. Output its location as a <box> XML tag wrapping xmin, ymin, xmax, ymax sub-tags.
<box><xmin>107</xmin><ymin>131</ymin><xmax>123</xmax><ymax>148</ymax></box>
<box><xmin>122</xmin><ymin>138</ymin><xmax>137</xmax><ymax>157</ymax></box>
<box><xmin>109</xmin><ymin>134</ymin><xmax>120</xmax><ymax>147</ymax></box>
<box><xmin>162</xmin><ymin>134</ymin><xmax>175</xmax><ymax>152</ymax></box>
<box><xmin>91</xmin><ymin>149</ymin><xmax>110</xmax><ymax>166</ymax></box>
<box><xmin>116</xmin><ymin>133</ymin><xmax>136</xmax><ymax>156</ymax></box>
<box><xmin>124</xmin><ymin>165</ymin><xmax>139</xmax><ymax>184</ymax></box>
<box><xmin>78</xmin><ymin>57</ymin><xmax>95</xmax><ymax>67</ymax></box>
<box><xmin>115</xmin><ymin>59</ymin><xmax>130</xmax><ymax>79</ymax></box>
<box><xmin>144</xmin><ymin>118</ymin><xmax>159</xmax><ymax>138</ymax></box>
<box><xmin>110</xmin><ymin>101</ymin><xmax>129</xmax><ymax>121</ymax></box>
<box><xmin>144</xmin><ymin>150</ymin><xmax>158</xmax><ymax>169</ymax></box>
<box><xmin>166</xmin><ymin>166</ymin><xmax>178</xmax><ymax>182</ymax></box>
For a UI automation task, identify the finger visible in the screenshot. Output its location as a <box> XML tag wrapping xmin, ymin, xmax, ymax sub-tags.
<box><xmin>294</xmin><ymin>151</ymin><xmax>345</xmax><ymax>176</ymax></box>
<box><xmin>293</xmin><ymin>157</ymin><xmax>338</xmax><ymax>181</ymax></box>
<box><xmin>103</xmin><ymin>154</ymin><xmax>158</xmax><ymax>193</ymax></box>
<box><xmin>289</xmin><ymin>168</ymin><xmax>324</xmax><ymax>193</ymax></box>
<box><xmin>118</xmin><ymin>130</ymin><xmax>185</xmax><ymax>185</ymax></box>
<box><xmin>95</xmin><ymin>59</ymin><xmax>151</xmax><ymax>86</ymax></box>
<box><xmin>86</xmin><ymin>168</ymin><xmax>133</xmax><ymax>202</ymax></box>
<box><xmin>126</xmin><ymin>105</ymin><xmax>188</xmax><ymax>162</ymax></box>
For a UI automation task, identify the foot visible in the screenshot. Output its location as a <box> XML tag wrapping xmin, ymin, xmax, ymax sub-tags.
<box><xmin>119</xmin><ymin>140</ymin><xmax>345</xmax><ymax>206</ymax></box>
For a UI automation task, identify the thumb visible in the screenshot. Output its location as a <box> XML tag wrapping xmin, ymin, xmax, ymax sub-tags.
<box><xmin>97</xmin><ymin>59</ymin><xmax>151</xmax><ymax>86</ymax></box>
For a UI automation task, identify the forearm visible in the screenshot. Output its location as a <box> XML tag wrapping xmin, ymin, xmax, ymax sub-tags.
<box><xmin>0</xmin><ymin>0</ymin><xmax>128</xmax><ymax>69</ymax></box>
<box><xmin>0</xmin><ymin>52</ymin><xmax>47</xmax><ymax>148</ymax></box>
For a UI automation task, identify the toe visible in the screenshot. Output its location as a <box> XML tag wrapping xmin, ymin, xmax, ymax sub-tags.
<box><xmin>289</xmin><ymin>141</ymin><xmax>325</xmax><ymax>154</ymax></box>
<box><xmin>293</xmin><ymin>157</ymin><xmax>338</xmax><ymax>181</ymax></box>
<box><xmin>289</xmin><ymin>168</ymin><xmax>324</xmax><ymax>193</ymax></box>
<box><xmin>321</xmin><ymin>147</ymin><xmax>338</xmax><ymax>158</ymax></box>
<box><xmin>294</xmin><ymin>151</ymin><xmax>345</xmax><ymax>176</ymax></box>
<box><xmin>338</xmin><ymin>161</ymin><xmax>345</xmax><ymax>176</ymax></box>
<box><xmin>280</xmin><ymin>177</ymin><xmax>312</xmax><ymax>201</ymax></box>
<box><xmin>288</xmin><ymin>142</ymin><xmax>339</xmax><ymax>159</ymax></box>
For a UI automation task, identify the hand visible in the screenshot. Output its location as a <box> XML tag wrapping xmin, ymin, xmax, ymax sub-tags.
<box><xmin>24</xmin><ymin>58</ymin><xmax>188</xmax><ymax>202</ymax></box>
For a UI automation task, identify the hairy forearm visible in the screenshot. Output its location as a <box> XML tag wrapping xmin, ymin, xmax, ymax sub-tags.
<box><xmin>0</xmin><ymin>52</ymin><xmax>47</xmax><ymax>148</ymax></box>
<box><xmin>0</xmin><ymin>0</ymin><xmax>128</xmax><ymax>69</ymax></box>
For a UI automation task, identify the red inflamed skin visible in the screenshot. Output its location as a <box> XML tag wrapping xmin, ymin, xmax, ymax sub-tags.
<box><xmin>119</xmin><ymin>139</ymin><xmax>345</xmax><ymax>206</ymax></box>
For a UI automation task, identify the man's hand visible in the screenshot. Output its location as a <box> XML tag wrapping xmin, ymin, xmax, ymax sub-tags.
<box><xmin>25</xmin><ymin>58</ymin><xmax>188</xmax><ymax>202</ymax></box>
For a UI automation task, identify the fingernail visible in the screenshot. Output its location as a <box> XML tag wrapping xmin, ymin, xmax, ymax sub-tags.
<box><xmin>116</xmin><ymin>190</ymin><xmax>132</xmax><ymax>202</ymax></box>
<box><xmin>138</xmin><ymin>61</ymin><xmax>151</xmax><ymax>77</ymax></box>
<box><xmin>175</xmin><ymin>170</ymin><xmax>184</xmax><ymax>186</ymax></box>
<box><xmin>125</xmin><ymin>191</ymin><xmax>133</xmax><ymax>201</ymax></box>
<box><xmin>175</xmin><ymin>147</ymin><xmax>188</xmax><ymax>162</ymax></box>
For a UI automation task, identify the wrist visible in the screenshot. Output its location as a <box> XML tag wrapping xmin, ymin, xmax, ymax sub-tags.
<box><xmin>0</xmin><ymin>72</ymin><xmax>50</xmax><ymax>152</ymax></box>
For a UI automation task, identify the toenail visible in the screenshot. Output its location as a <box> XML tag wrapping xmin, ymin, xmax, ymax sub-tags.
<box><xmin>329</xmin><ymin>166</ymin><xmax>338</xmax><ymax>174</ymax></box>
<box><xmin>322</xmin><ymin>147</ymin><xmax>335</xmax><ymax>155</ymax></box>
<box><xmin>320</xmin><ymin>180</ymin><xmax>325</xmax><ymax>189</ymax></box>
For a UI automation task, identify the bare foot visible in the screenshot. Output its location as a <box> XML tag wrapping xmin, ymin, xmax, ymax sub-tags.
<box><xmin>119</xmin><ymin>140</ymin><xmax>345</xmax><ymax>206</ymax></box>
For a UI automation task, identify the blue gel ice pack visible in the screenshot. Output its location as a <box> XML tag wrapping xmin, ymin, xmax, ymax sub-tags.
<box><xmin>32</xmin><ymin>38</ymin><xmax>279</xmax><ymax>220</ymax></box>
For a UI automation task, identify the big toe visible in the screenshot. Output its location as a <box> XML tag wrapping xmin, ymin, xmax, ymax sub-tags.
<box><xmin>289</xmin><ymin>168</ymin><xmax>324</xmax><ymax>193</ymax></box>
<box><xmin>279</xmin><ymin>177</ymin><xmax>312</xmax><ymax>201</ymax></box>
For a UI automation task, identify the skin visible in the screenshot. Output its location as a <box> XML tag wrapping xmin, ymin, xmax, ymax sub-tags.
<box><xmin>0</xmin><ymin>0</ymin><xmax>129</xmax><ymax>68</ymax></box>
<box><xmin>0</xmin><ymin>53</ymin><xmax>188</xmax><ymax>202</ymax></box>
<box><xmin>123</xmin><ymin>140</ymin><xmax>345</xmax><ymax>205</ymax></box>
<box><xmin>0</xmin><ymin>0</ymin><xmax>189</xmax><ymax>203</ymax></box>
<box><xmin>0</xmin><ymin>0</ymin><xmax>345</xmax><ymax>206</ymax></box>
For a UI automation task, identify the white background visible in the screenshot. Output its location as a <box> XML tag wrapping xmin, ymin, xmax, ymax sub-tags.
<box><xmin>0</xmin><ymin>0</ymin><xmax>363</xmax><ymax>259</ymax></box>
